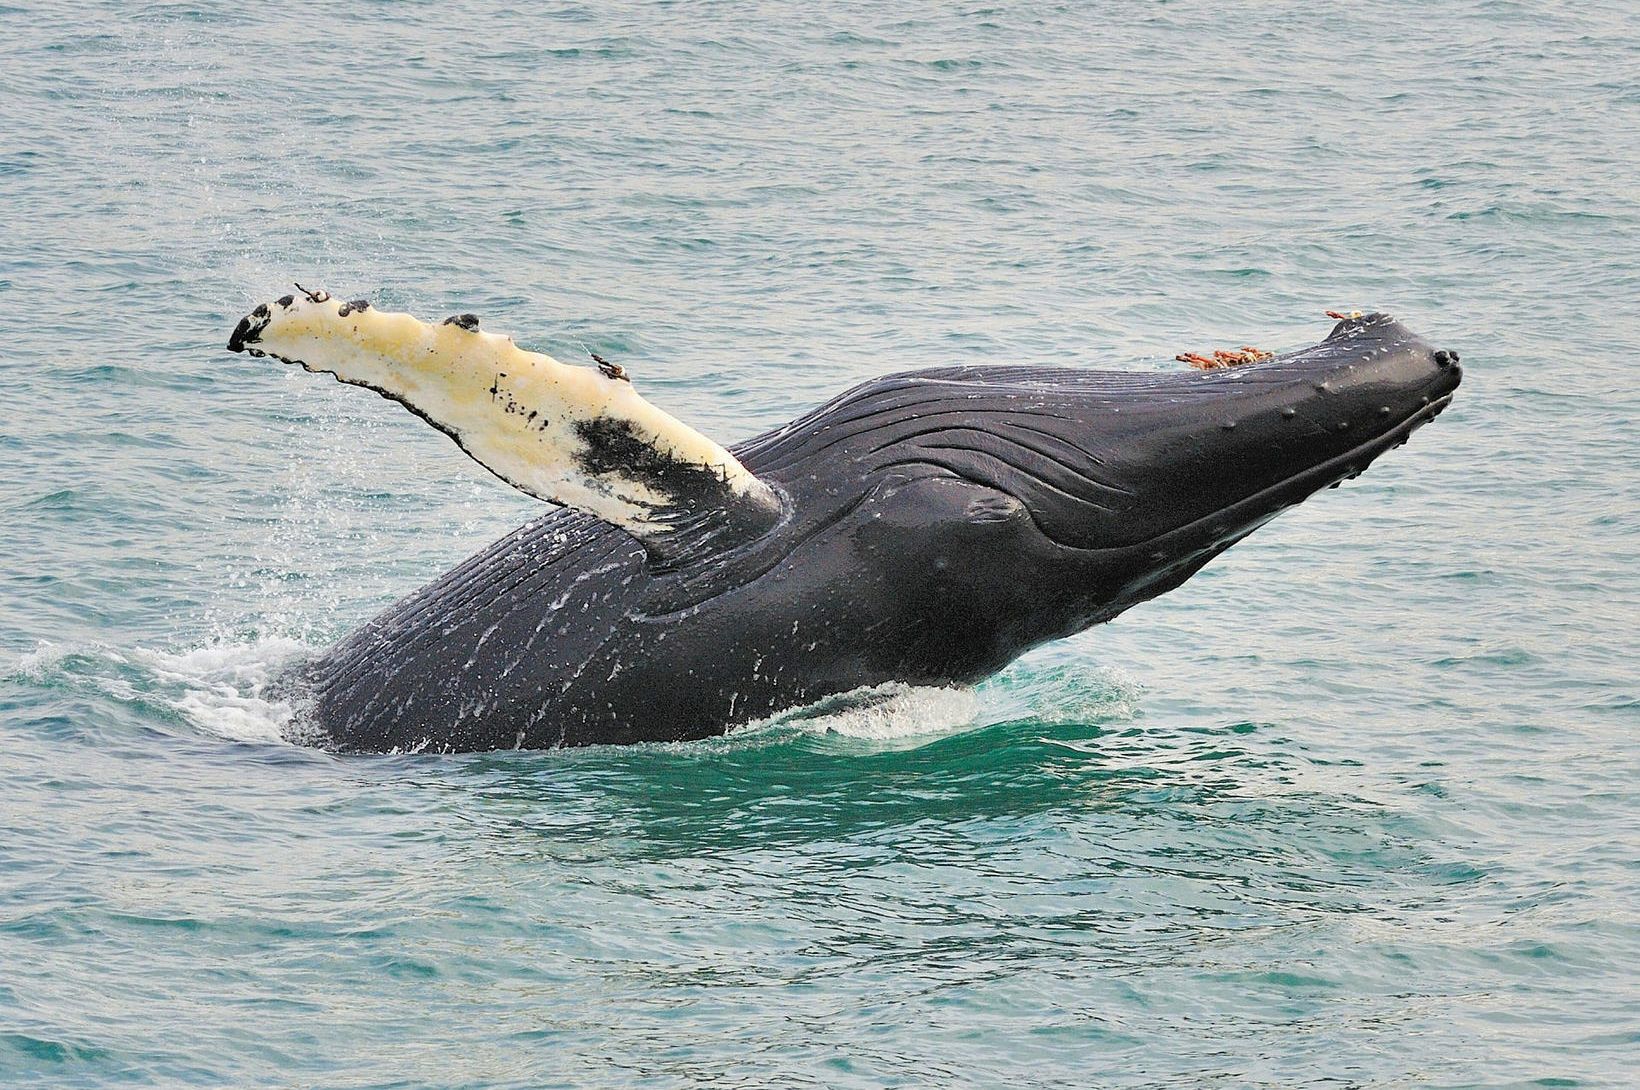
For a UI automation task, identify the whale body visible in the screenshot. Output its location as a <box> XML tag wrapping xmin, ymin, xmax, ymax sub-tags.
<box><xmin>228</xmin><ymin>296</ymin><xmax>1461</xmax><ymax>752</ymax></box>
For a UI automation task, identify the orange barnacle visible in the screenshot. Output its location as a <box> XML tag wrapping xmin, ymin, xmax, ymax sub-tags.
<box><xmin>1179</xmin><ymin>345</ymin><xmax>1273</xmax><ymax>370</ymax></box>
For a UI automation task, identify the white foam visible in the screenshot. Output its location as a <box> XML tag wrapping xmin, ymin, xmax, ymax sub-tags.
<box><xmin>136</xmin><ymin>638</ymin><xmax>311</xmax><ymax>744</ymax></box>
<box><xmin>10</xmin><ymin>633</ymin><xmax>1139</xmax><ymax>755</ymax></box>
<box><xmin>9</xmin><ymin>636</ymin><xmax>313</xmax><ymax>746</ymax></box>
<box><xmin>724</xmin><ymin>682</ymin><xmax>981</xmax><ymax>751</ymax></box>
<box><xmin>14</xmin><ymin>639</ymin><xmax>69</xmax><ymax>680</ymax></box>
<box><xmin>968</xmin><ymin>646</ymin><xmax>1143</xmax><ymax>723</ymax></box>
<box><xmin>806</xmin><ymin>684</ymin><xmax>980</xmax><ymax>740</ymax></box>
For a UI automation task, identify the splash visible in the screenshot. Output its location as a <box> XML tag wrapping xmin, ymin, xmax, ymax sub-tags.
<box><xmin>789</xmin><ymin>682</ymin><xmax>981</xmax><ymax>741</ymax></box>
<box><xmin>704</xmin><ymin>682</ymin><xmax>981</xmax><ymax>753</ymax></box>
<box><xmin>718</xmin><ymin>660</ymin><xmax>1140</xmax><ymax>754</ymax></box>
<box><xmin>9</xmin><ymin>637</ymin><xmax>313</xmax><ymax>746</ymax></box>
<box><xmin>9</xmin><ymin>637</ymin><xmax>1139</xmax><ymax>756</ymax></box>
<box><xmin>978</xmin><ymin>658</ymin><xmax>1144</xmax><ymax>729</ymax></box>
<box><xmin>139</xmin><ymin>639</ymin><xmax>310</xmax><ymax>744</ymax></box>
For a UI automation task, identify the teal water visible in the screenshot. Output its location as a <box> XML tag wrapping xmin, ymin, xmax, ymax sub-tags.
<box><xmin>3</xmin><ymin>2</ymin><xmax>1637</xmax><ymax>1086</ymax></box>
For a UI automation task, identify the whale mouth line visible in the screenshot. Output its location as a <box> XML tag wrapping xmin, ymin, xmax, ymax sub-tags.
<box><xmin>1133</xmin><ymin>388</ymin><xmax>1459</xmax><ymax>561</ymax></box>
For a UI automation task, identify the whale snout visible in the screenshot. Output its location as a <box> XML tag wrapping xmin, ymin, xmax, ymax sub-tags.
<box><xmin>1097</xmin><ymin>314</ymin><xmax>1461</xmax><ymax>600</ymax></box>
<box><xmin>1215</xmin><ymin>316</ymin><xmax>1462</xmax><ymax>488</ymax></box>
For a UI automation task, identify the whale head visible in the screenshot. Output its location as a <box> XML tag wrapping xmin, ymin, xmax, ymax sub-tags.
<box><xmin>721</xmin><ymin>313</ymin><xmax>1462</xmax><ymax>683</ymax></box>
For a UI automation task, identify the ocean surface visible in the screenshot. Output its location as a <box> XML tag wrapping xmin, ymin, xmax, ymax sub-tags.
<box><xmin>2</xmin><ymin>2</ymin><xmax>1636</xmax><ymax>1087</ymax></box>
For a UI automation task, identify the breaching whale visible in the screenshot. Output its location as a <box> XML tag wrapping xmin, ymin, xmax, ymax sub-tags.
<box><xmin>227</xmin><ymin>291</ymin><xmax>1461</xmax><ymax>752</ymax></box>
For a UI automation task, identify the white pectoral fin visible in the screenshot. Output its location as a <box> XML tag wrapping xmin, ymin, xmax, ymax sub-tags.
<box><xmin>228</xmin><ymin>288</ymin><xmax>782</xmax><ymax>559</ymax></box>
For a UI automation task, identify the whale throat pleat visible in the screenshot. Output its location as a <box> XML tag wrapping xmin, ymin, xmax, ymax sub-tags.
<box><xmin>227</xmin><ymin>291</ymin><xmax>781</xmax><ymax>559</ymax></box>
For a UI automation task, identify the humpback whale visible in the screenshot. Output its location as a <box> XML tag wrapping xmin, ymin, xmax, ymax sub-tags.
<box><xmin>227</xmin><ymin>291</ymin><xmax>1461</xmax><ymax>752</ymax></box>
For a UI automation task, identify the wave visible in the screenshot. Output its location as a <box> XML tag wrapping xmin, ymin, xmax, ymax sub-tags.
<box><xmin>10</xmin><ymin>636</ymin><xmax>313</xmax><ymax>746</ymax></box>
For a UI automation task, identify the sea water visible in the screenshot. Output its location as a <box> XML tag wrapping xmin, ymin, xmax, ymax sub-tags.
<box><xmin>2</xmin><ymin>2</ymin><xmax>1636</xmax><ymax>1086</ymax></box>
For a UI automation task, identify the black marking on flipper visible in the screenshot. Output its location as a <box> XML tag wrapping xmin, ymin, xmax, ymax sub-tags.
<box><xmin>228</xmin><ymin>305</ymin><xmax>272</xmax><ymax>351</ymax></box>
<box><xmin>573</xmin><ymin>416</ymin><xmax>780</xmax><ymax>565</ymax></box>
<box><xmin>574</xmin><ymin>416</ymin><xmax>730</xmax><ymax>513</ymax></box>
<box><xmin>294</xmin><ymin>283</ymin><xmax>329</xmax><ymax>304</ymax></box>
<box><xmin>443</xmin><ymin>314</ymin><xmax>480</xmax><ymax>331</ymax></box>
